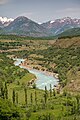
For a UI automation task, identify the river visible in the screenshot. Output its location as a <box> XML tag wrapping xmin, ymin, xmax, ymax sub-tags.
<box><xmin>14</xmin><ymin>58</ymin><xmax>59</xmax><ymax>90</ymax></box>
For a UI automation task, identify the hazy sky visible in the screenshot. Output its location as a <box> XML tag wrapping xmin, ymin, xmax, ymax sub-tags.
<box><xmin>0</xmin><ymin>0</ymin><xmax>80</xmax><ymax>23</ymax></box>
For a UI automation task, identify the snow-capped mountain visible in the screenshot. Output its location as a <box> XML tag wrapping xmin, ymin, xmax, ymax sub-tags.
<box><xmin>41</xmin><ymin>17</ymin><xmax>80</xmax><ymax>35</ymax></box>
<box><xmin>0</xmin><ymin>16</ymin><xmax>80</xmax><ymax>37</ymax></box>
<box><xmin>0</xmin><ymin>17</ymin><xmax>14</xmax><ymax>28</ymax></box>
<box><xmin>2</xmin><ymin>16</ymin><xmax>49</xmax><ymax>37</ymax></box>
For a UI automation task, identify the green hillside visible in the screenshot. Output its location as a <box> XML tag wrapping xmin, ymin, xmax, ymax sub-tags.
<box><xmin>58</xmin><ymin>28</ymin><xmax>80</xmax><ymax>38</ymax></box>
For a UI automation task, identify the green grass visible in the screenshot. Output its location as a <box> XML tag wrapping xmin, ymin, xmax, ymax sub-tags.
<box><xmin>8</xmin><ymin>82</ymin><xmax>45</xmax><ymax>105</ymax></box>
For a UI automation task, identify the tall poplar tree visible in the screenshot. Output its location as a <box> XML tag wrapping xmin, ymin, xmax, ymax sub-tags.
<box><xmin>12</xmin><ymin>89</ymin><xmax>15</xmax><ymax>104</ymax></box>
<box><xmin>30</xmin><ymin>93</ymin><xmax>33</xmax><ymax>105</ymax></box>
<box><xmin>5</xmin><ymin>82</ymin><xmax>8</xmax><ymax>99</ymax></box>
<box><xmin>50</xmin><ymin>84</ymin><xmax>52</xmax><ymax>98</ymax></box>
<box><xmin>35</xmin><ymin>90</ymin><xmax>37</xmax><ymax>105</ymax></box>
<box><xmin>24</xmin><ymin>88</ymin><xmax>28</xmax><ymax>105</ymax></box>
<box><xmin>16</xmin><ymin>92</ymin><xmax>18</xmax><ymax>104</ymax></box>
<box><xmin>44</xmin><ymin>86</ymin><xmax>48</xmax><ymax>104</ymax></box>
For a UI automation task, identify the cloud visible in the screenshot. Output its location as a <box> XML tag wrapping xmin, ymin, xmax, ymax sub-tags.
<box><xmin>55</xmin><ymin>8</ymin><xmax>80</xmax><ymax>18</ymax></box>
<box><xmin>0</xmin><ymin>0</ymin><xmax>8</xmax><ymax>5</ymax></box>
<box><xmin>56</xmin><ymin>8</ymin><xmax>80</xmax><ymax>13</ymax></box>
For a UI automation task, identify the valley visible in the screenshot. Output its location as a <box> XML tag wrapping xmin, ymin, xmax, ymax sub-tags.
<box><xmin>0</xmin><ymin>35</ymin><xmax>80</xmax><ymax>120</ymax></box>
<box><xmin>0</xmin><ymin>0</ymin><xmax>80</xmax><ymax>119</ymax></box>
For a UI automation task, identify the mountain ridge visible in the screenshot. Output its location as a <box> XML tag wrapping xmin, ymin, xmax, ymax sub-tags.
<box><xmin>2</xmin><ymin>16</ymin><xmax>50</xmax><ymax>37</ymax></box>
<box><xmin>0</xmin><ymin>16</ymin><xmax>80</xmax><ymax>37</ymax></box>
<box><xmin>41</xmin><ymin>17</ymin><xmax>80</xmax><ymax>35</ymax></box>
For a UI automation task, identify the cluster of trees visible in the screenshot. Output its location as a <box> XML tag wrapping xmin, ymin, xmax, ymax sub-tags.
<box><xmin>0</xmin><ymin>34</ymin><xmax>55</xmax><ymax>40</ymax></box>
<box><xmin>0</xmin><ymin>98</ymin><xmax>25</xmax><ymax>120</ymax></box>
<box><xmin>58</xmin><ymin>35</ymin><xmax>80</xmax><ymax>39</ymax></box>
<box><xmin>31</xmin><ymin>46</ymin><xmax>80</xmax><ymax>88</ymax></box>
<box><xmin>0</xmin><ymin>54</ymin><xmax>29</xmax><ymax>84</ymax></box>
<box><xmin>0</xmin><ymin>41</ymin><xmax>29</xmax><ymax>50</ymax></box>
<box><xmin>0</xmin><ymin>82</ymin><xmax>56</xmax><ymax>106</ymax></box>
<box><xmin>0</xmin><ymin>82</ymin><xmax>80</xmax><ymax>120</ymax></box>
<box><xmin>0</xmin><ymin>81</ymin><xmax>56</xmax><ymax>120</ymax></box>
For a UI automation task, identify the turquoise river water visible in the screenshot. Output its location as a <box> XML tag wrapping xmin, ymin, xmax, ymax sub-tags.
<box><xmin>14</xmin><ymin>58</ymin><xmax>59</xmax><ymax>90</ymax></box>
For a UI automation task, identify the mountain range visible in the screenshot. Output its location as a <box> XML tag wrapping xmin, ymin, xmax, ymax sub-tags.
<box><xmin>41</xmin><ymin>17</ymin><xmax>80</xmax><ymax>35</ymax></box>
<box><xmin>0</xmin><ymin>17</ymin><xmax>14</xmax><ymax>28</ymax></box>
<box><xmin>0</xmin><ymin>16</ymin><xmax>80</xmax><ymax>37</ymax></box>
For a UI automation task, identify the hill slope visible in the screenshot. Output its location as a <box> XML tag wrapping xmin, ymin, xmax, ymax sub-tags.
<box><xmin>58</xmin><ymin>28</ymin><xmax>80</xmax><ymax>38</ymax></box>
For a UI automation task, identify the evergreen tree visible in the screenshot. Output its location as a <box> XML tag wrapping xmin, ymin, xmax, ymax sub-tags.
<box><xmin>12</xmin><ymin>89</ymin><xmax>15</xmax><ymax>104</ymax></box>
<box><xmin>30</xmin><ymin>93</ymin><xmax>33</xmax><ymax>104</ymax></box>
<box><xmin>16</xmin><ymin>92</ymin><xmax>18</xmax><ymax>104</ymax></box>
<box><xmin>75</xmin><ymin>94</ymin><xmax>80</xmax><ymax>113</ymax></box>
<box><xmin>50</xmin><ymin>84</ymin><xmax>52</xmax><ymax>97</ymax></box>
<box><xmin>24</xmin><ymin>88</ymin><xmax>28</xmax><ymax>105</ymax></box>
<box><xmin>1</xmin><ymin>86</ymin><xmax>5</xmax><ymax>99</ymax></box>
<box><xmin>5</xmin><ymin>82</ymin><xmax>8</xmax><ymax>99</ymax></box>
<box><xmin>44</xmin><ymin>86</ymin><xmax>48</xmax><ymax>104</ymax></box>
<box><xmin>66</xmin><ymin>96</ymin><xmax>68</xmax><ymax>113</ymax></box>
<box><xmin>35</xmin><ymin>90</ymin><xmax>37</xmax><ymax>105</ymax></box>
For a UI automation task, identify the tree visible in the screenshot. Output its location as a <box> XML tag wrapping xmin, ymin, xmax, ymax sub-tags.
<box><xmin>50</xmin><ymin>84</ymin><xmax>52</xmax><ymax>98</ymax></box>
<box><xmin>0</xmin><ymin>98</ymin><xmax>24</xmax><ymax>120</ymax></box>
<box><xmin>0</xmin><ymin>80</ymin><xmax>3</xmax><ymax>90</ymax></box>
<box><xmin>35</xmin><ymin>90</ymin><xmax>37</xmax><ymax>105</ymax></box>
<box><xmin>1</xmin><ymin>86</ymin><xmax>5</xmax><ymax>99</ymax></box>
<box><xmin>12</xmin><ymin>89</ymin><xmax>16</xmax><ymax>104</ymax></box>
<box><xmin>75</xmin><ymin>94</ymin><xmax>80</xmax><ymax>113</ymax></box>
<box><xmin>30</xmin><ymin>93</ymin><xmax>33</xmax><ymax>105</ymax></box>
<box><xmin>24</xmin><ymin>88</ymin><xmax>28</xmax><ymax>105</ymax></box>
<box><xmin>44</xmin><ymin>86</ymin><xmax>48</xmax><ymax>104</ymax></box>
<box><xmin>16</xmin><ymin>92</ymin><xmax>18</xmax><ymax>104</ymax></box>
<box><xmin>4</xmin><ymin>82</ymin><xmax>8</xmax><ymax>99</ymax></box>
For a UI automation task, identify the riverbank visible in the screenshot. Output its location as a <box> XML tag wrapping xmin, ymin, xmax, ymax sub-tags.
<box><xmin>21</xmin><ymin>60</ymin><xmax>59</xmax><ymax>79</ymax></box>
<box><xmin>13</xmin><ymin>58</ymin><xmax>59</xmax><ymax>90</ymax></box>
<box><xmin>20</xmin><ymin>60</ymin><xmax>60</xmax><ymax>90</ymax></box>
<box><xmin>13</xmin><ymin>58</ymin><xmax>37</xmax><ymax>87</ymax></box>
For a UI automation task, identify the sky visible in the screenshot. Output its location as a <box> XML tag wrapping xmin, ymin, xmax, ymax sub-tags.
<box><xmin>0</xmin><ymin>0</ymin><xmax>80</xmax><ymax>23</ymax></box>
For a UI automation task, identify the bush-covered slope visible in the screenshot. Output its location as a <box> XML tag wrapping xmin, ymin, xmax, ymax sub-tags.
<box><xmin>58</xmin><ymin>28</ymin><xmax>80</xmax><ymax>38</ymax></box>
